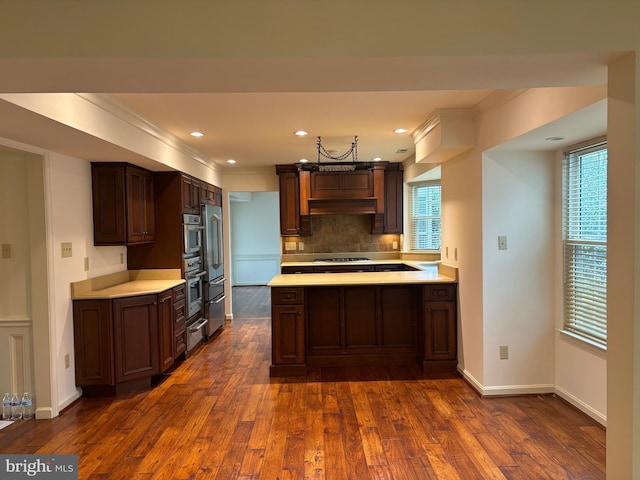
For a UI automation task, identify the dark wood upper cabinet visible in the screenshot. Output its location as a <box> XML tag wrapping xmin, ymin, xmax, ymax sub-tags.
<box><xmin>92</xmin><ymin>163</ymin><xmax>155</xmax><ymax>245</ymax></box>
<box><xmin>275</xmin><ymin>162</ymin><xmax>402</xmax><ymax>236</ymax></box>
<box><xmin>126</xmin><ymin>171</ymin><xmax>222</xmax><ymax>271</ymax></box>
<box><xmin>276</xmin><ymin>166</ymin><xmax>304</xmax><ymax>236</ymax></box>
<box><xmin>181</xmin><ymin>174</ymin><xmax>199</xmax><ymax>214</ymax></box>
<box><xmin>383</xmin><ymin>164</ymin><xmax>403</xmax><ymax>234</ymax></box>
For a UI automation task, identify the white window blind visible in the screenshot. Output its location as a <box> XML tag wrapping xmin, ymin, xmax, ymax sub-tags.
<box><xmin>410</xmin><ymin>181</ymin><xmax>441</xmax><ymax>251</ymax></box>
<box><xmin>562</xmin><ymin>140</ymin><xmax>607</xmax><ymax>346</ymax></box>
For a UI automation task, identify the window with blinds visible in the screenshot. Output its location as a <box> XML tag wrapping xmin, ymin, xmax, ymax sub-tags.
<box><xmin>562</xmin><ymin>140</ymin><xmax>607</xmax><ymax>347</ymax></box>
<box><xmin>409</xmin><ymin>181</ymin><xmax>441</xmax><ymax>251</ymax></box>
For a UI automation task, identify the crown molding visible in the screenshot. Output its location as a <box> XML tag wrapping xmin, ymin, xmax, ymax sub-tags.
<box><xmin>75</xmin><ymin>93</ymin><xmax>214</xmax><ymax>169</ymax></box>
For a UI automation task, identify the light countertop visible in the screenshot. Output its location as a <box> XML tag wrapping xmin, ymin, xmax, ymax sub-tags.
<box><xmin>269</xmin><ymin>261</ymin><xmax>457</xmax><ymax>287</ymax></box>
<box><xmin>71</xmin><ymin>269</ymin><xmax>185</xmax><ymax>300</ymax></box>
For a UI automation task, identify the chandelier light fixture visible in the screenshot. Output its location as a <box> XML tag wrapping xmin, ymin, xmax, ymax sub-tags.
<box><xmin>315</xmin><ymin>136</ymin><xmax>359</xmax><ymax>171</ymax></box>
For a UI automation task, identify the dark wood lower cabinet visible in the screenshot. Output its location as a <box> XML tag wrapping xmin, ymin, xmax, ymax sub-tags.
<box><xmin>113</xmin><ymin>295</ymin><xmax>159</xmax><ymax>383</ymax></box>
<box><xmin>270</xmin><ymin>288</ymin><xmax>306</xmax><ymax>376</ymax></box>
<box><xmin>73</xmin><ymin>300</ymin><xmax>114</xmax><ymax>386</ymax></box>
<box><xmin>270</xmin><ymin>283</ymin><xmax>455</xmax><ymax>375</ymax></box>
<box><xmin>74</xmin><ymin>285</ymin><xmax>183</xmax><ymax>395</ymax></box>
<box><xmin>422</xmin><ymin>284</ymin><xmax>458</xmax><ymax>373</ymax></box>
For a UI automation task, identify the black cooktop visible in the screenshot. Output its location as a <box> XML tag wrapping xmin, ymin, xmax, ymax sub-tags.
<box><xmin>313</xmin><ymin>257</ymin><xmax>370</xmax><ymax>263</ymax></box>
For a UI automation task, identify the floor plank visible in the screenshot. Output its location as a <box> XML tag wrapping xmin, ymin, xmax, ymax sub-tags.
<box><xmin>0</xmin><ymin>286</ymin><xmax>606</xmax><ymax>479</ymax></box>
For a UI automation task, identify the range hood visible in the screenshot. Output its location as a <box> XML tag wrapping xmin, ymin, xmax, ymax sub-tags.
<box><xmin>300</xmin><ymin>162</ymin><xmax>386</xmax><ymax>216</ymax></box>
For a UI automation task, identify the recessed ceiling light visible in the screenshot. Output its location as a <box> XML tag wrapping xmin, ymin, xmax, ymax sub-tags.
<box><xmin>227</xmin><ymin>159</ymin><xmax>236</xmax><ymax>164</ymax></box>
<box><xmin>190</xmin><ymin>131</ymin><xmax>204</xmax><ymax>137</ymax></box>
<box><xmin>294</xmin><ymin>130</ymin><xmax>308</xmax><ymax>136</ymax></box>
<box><xmin>299</xmin><ymin>158</ymin><xmax>309</xmax><ymax>163</ymax></box>
<box><xmin>393</xmin><ymin>128</ymin><xmax>408</xmax><ymax>134</ymax></box>
<box><xmin>545</xmin><ymin>136</ymin><xmax>565</xmax><ymax>141</ymax></box>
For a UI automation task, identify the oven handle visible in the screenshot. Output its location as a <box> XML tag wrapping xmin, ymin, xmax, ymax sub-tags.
<box><xmin>188</xmin><ymin>271</ymin><xmax>206</xmax><ymax>279</ymax></box>
<box><xmin>188</xmin><ymin>318</ymin><xmax>208</xmax><ymax>332</ymax></box>
<box><xmin>213</xmin><ymin>277</ymin><xmax>226</xmax><ymax>285</ymax></box>
<box><xmin>210</xmin><ymin>295</ymin><xmax>227</xmax><ymax>305</ymax></box>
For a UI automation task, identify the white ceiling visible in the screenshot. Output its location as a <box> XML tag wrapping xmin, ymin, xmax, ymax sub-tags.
<box><xmin>0</xmin><ymin>52</ymin><xmax>613</xmax><ymax>171</ymax></box>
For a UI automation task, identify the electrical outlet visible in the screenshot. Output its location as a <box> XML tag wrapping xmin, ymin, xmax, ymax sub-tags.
<box><xmin>498</xmin><ymin>235</ymin><xmax>508</xmax><ymax>250</ymax></box>
<box><xmin>393</xmin><ymin>241</ymin><xmax>398</xmax><ymax>250</ymax></box>
<box><xmin>61</xmin><ymin>242</ymin><xmax>73</xmax><ymax>258</ymax></box>
<box><xmin>64</xmin><ymin>354</ymin><xmax>70</xmax><ymax>369</ymax></box>
<box><xmin>298</xmin><ymin>242</ymin><xmax>304</xmax><ymax>251</ymax></box>
<box><xmin>454</xmin><ymin>248</ymin><xmax>458</xmax><ymax>261</ymax></box>
<box><xmin>499</xmin><ymin>345</ymin><xmax>509</xmax><ymax>360</ymax></box>
<box><xmin>1</xmin><ymin>243</ymin><xmax>11</xmax><ymax>259</ymax></box>
<box><xmin>84</xmin><ymin>257</ymin><xmax>90</xmax><ymax>271</ymax></box>
<box><xmin>120</xmin><ymin>252</ymin><xmax>125</xmax><ymax>264</ymax></box>
<box><xmin>446</xmin><ymin>247</ymin><xmax>449</xmax><ymax>259</ymax></box>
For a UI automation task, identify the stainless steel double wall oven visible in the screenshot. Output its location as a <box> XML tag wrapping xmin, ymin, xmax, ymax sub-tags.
<box><xmin>181</xmin><ymin>205</ymin><xmax>225</xmax><ymax>353</ymax></box>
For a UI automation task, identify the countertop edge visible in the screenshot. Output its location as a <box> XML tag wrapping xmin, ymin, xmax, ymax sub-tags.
<box><xmin>71</xmin><ymin>272</ymin><xmax>186</xmax><ymax>300</ymax></box>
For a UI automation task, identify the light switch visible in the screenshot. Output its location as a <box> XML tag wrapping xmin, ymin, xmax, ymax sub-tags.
<box><xmin>498</xmin><ymin>235</ymin><xmax>508</xmax><ymax>250</ymax></box>
<box><xmin>61</xmin><ymin>242</ymin><xmax>73</xmax><ymax>258</ymax></box>
<box><xmin>285</xmin><ymin>241</ymin><xmax>296</xmax><ymax>251</ymax></box>
<box><xmin>1</xmin><ymin>243</ymin><xmax>11</xmax><ymax>259</ymax></box>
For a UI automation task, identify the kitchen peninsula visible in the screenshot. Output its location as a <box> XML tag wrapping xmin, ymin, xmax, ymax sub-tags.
<box><xmin>268</xmin><ymin>260</ymin><xmax>458</xmax><ymax>376</ymax></box>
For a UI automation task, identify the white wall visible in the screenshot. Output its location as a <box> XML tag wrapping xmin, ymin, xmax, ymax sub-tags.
<box><xmin>0</xmin><ymin>148</ymin><xmax>35</xmax><ymax>399</ymax></box>
<box><xmin>46</xmin><ymin>152</ymin><xmax>126</xmax><ymax>409</ymax></box>
<box><xmin>0</xmin><ymin>139</ymin><xmax>128</xmax><ymax>415</ymax></box>
<box><xmin>229</xmin><ymin>191</ymin><xmax>280</xmax><ymax>286</ymax></box>
<box><xmin>442</xmin><ymin>87</ymin><xmax>607</xmax><ymax>424</ymax></box>
<box><xmin>482</xmin><ymin>150</ymin><xmax>556</xmax><ymax>392</ymax></box>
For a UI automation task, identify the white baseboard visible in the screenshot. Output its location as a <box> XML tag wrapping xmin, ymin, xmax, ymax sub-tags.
<box><xmin>58</xmin><ymin>389</ymin><xmax>82</xmax><ymax>412</ymax></box>
<box><xmin>35</xmin><ymin>407</ymin><xmax>55</xmax><ymax>419</ymax></box>
<box><xmin>555</xmin><ymin>385</ymin><xmax>607</xmax><ymax>426</ymax></box>
<box><xmin>459</xmin><ymin>366</ymin><xmax>606</xmax><ymax>427</ymax></box>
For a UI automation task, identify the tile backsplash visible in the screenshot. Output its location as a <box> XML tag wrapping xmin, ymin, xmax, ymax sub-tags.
<box><xmin>281</xmin><ymin>215</ymin><xmax>401</xmax><ymax>254</ymax></box>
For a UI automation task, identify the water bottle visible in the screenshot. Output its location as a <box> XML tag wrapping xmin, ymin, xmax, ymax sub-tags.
<box><xmin>1</xmin><ymin>393</ymin><xmax>10</xmax><ymax>420</ymax></box>
<box><xmin>10</xmin><ymin>393</ymin><xmax>22</xmax><ymax>420</ymax></box>
<box><xmin>21</xmin><ymin>392</ymin><xmax>33</xmax><ymax>420</ymax></box>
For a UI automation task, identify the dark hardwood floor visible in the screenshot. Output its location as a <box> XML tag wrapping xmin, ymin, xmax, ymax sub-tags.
<box><xmin>0</xmin><ymin>286</ymin><xmax>605</xmax><ymax>479</ymax></box>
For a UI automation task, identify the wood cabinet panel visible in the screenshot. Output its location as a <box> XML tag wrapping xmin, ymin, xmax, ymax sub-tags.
<box><xmin>158</xmin><ymin>289</ymin><xmax>174</xmax><ymax>372</ymax></box>
<box><xmin>126</xmin><ymin>166</ymin><xmax>155</xmax><ymax>243</ymax></box>
<box><xmin>92</xmin><ymin>164</ymin><xmax>126</xmax><ymax>245</ymax></box>
<box><xmin>278</xmin><ymin>170</ymin><xmax>302</xmax><ymax>235</ymax></box>
<box><xmin>424</xmin><ymin>301</ymin><xmax>456</xmax><ymax>360</ymax></box>
<box><xmin>383</xmin><ymin>166</ymin><xmax>403</xmax><ymax>234</ymax></box>
<box><xmin>113</xmin><ymin>295</ymin><xmax>160</xmax><ymax>383</ymax></box>
<box><xmin>73</xmin><ymin>300</ymin><xmax>114</xmax><ymax>386</ymax></box>
<box><xmin>380</xmin><ymin>285</ymin><xmax>416</xmax><ymax>349</ymax></box>
<box><xmin>272</xmin><ymin>304</ymin><xmax>305</xmax><ymax>364</ymax></box>
<box><xmin>344</xmin><ymin>287</ymin><xmax>377</xmax><ymax>349</ymax></box>
<box><xmin>311</xmin><ymin>171</ymin><xmax>373</xmax><ymax>199</ymax></box>
<box><xmin>307</xmin><ymin>288</ymin><xmax>342</xmax><ymax>352</ymax></box>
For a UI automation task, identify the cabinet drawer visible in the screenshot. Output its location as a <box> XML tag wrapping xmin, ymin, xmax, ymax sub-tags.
<box><xmin>175</xmin><ymin>328</ymin><xmax>187</xmax><ymax>357</ymax></box>
<box><xmin>424</xmin><ymin>284</ymin><xmax>456</xmax><ymax>302</ymax></box>
<box><xmin>273</xmin><ymin>287</ymin><xmax>304</xmax><ymax>305</ymax></box>
<box><xmin>174</xmin><ymin>299</ymin><xmax>186</xmax><ymax>326</ymax></box>
<box><xmin>173</xmin><ymin>284</ymin><xmax>186</xmax><ymax>303</ymax></box>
